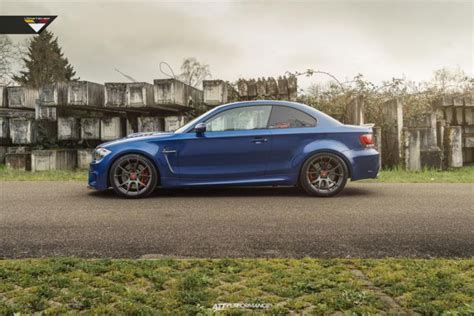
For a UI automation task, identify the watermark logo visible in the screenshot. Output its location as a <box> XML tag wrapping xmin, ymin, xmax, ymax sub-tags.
<box><xmin>0</xmin><ymin>16</ymin><xmax>57</xmax><ymax>34</ymax></box>
<box><xmin>213</xmin><ymin>303</ymin><xmax>272</xmax><ymax>311</ymax></box>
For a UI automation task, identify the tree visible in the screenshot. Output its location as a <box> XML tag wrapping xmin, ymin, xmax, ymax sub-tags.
<box><xmin>178</xmin><ymin>57</ymin><xmax>210</xmax><ymax>87</ymax></box>
<box><xmin>0</xmin><ymin>35</ymin><xmax>16</xmax><ymax>85</ymax></box>
<box><xmin>13</xmin><ymin>30</ymin><xmax>77</xmax><ymax>88</ymax></box>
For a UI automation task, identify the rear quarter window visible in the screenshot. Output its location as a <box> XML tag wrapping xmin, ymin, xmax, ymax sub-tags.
<box><xmin>268</xmin><ymin>106</ymin><xmax>317</xmax><ymax>128</ymax></box>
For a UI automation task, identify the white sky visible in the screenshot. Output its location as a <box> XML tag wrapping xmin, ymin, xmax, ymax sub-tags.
<box><xmin>1</xmin><ymin>0</ymin><xmax>473</xmax><ymax>89</ymax></box>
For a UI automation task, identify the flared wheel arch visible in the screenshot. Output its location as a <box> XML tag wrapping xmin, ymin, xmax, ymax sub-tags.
<box><xmin>106</xmin><ymin>151</ymin><xmax>161</xmax><ymax>188</ymax></box>
<box><xmin>297</xmin><ymin>150</ymin><xmax>352</xmax><ymax>185</ymax></box>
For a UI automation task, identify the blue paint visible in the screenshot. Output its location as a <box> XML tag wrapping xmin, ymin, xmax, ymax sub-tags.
<box><xmin>88</xmin><ymin>100</ymin><xmax>379</xmax><ymax>191</ymax></box>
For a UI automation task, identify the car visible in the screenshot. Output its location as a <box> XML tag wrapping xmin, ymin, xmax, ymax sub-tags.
<box><xmin>88</xmin><ymin>100</ymin><xmax>379</xmax><ymax>198</ymax></box>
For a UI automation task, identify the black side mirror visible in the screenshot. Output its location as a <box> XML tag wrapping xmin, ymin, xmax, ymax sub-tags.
<box><xmin>195</xmin><ymin>123</ymin><xmax>206</xmax><ymax>133</ymax></box>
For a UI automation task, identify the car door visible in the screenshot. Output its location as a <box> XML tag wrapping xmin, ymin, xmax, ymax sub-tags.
<box><xmin>266</xmin><ymin>106</ymin><xmax>318</xmax><ymax>176</ymax></box>
<box><xmin>175</xmin><ymin>105</ymin><xmax>273</xmax><ymax>181</ymax></box>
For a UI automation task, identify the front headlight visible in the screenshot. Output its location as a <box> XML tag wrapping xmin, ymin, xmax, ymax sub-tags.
<box><xmin>93</xmin><ymin>147</ymin><xmax>112</xmax><ymax>161</ymax></box>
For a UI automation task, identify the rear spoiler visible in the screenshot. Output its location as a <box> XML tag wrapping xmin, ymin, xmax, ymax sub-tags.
<box><xmin>362</xmin><ymin>123</ymin><xmax>375</xmax><ymax>128</ymax></box>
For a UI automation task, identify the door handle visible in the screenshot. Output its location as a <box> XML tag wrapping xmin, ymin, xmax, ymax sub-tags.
<box><xmin>252</xmin><ymin>137</ymin><xmax>268</xmax><ymax>144</ymax></box>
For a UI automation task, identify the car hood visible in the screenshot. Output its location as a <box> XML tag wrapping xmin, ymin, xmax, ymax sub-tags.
<box><xmin>100</xmin><ymin>132</ymin><xmax>175</xmax><ymax>148</ymax></box>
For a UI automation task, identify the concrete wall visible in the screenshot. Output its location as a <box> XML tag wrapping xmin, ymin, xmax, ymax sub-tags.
<box><xmin>9</xmin><ymin>118</ymin><xmax>36</xmax><ymax>144</ymax></box>
<box><xmin>81</xmin><ymin>118</ymin><xmax>101</xmax><ymax>140</ymax></box>
<box><xmin>58</xmin><ymin>117</ymin><xmax>80</xmax><ymax>141</ymax></box>
<box><xmin>165</xmin><ymin>116</ymin><xmax>186</xmax><ymax>132</ymax></box>
<box><xmin>153</xmin><ymin>79</ymin><xmax>203</xmax><ymax>108</ymax></box>
<box><xmin>138</xmin><ymin>116</ymin><xmax>164</xmax><ymax>132</ymax></box>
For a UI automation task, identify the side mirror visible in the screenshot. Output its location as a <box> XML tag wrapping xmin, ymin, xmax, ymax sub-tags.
<box><xmin>194</xmin><ymin>123</ymin><xmax>206</xmax><ymax>134</ymax></box>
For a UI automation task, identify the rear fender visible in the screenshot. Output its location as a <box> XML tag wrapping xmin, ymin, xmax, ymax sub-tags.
<box><xmin>295</xmin><ymin>140</ymin><xmax>353</xmax><ymax>178</ymax></box>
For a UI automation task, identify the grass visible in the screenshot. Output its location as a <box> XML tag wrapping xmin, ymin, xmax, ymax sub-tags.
<box><xmin>1</xmin><ymin>164</ymin><xmax>473</xmax><ymax>183</ymax></box>
<box><xmin>362</xmin><ymin>166</ymin><xmax>474</xmax><ymax>183</ymax></box>
<box><xmin>0</xmin><ymin>258</ymin><xmax>472</xmax><ymax>315</ymax></box>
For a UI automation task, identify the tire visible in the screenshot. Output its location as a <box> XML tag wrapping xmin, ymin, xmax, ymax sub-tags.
<box><xmin>299</xmin><ymin>152</ymin><xmax>348</xmax><ymax>197</ymax></box>
<box><xmin>109</xmin><ymin>154</ymin><xmax>158</xmax><ymax>198</ymax></box>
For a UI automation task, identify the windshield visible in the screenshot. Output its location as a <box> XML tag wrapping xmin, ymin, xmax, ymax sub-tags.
<box><xmin>174</xmin><ymin>107</ymin><xmax>220</xmax><ymax>133</ymax></box>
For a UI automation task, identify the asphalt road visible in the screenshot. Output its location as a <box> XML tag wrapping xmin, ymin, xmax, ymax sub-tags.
<box><xmin>0</xmin><ymin>181</ymin><xmax>473</xmax><ymax>259</ymax></box>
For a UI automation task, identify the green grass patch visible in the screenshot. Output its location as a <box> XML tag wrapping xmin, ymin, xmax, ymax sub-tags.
<box><xmin>0</xmin><ymin>258</ymin><xmax>472</xmax><ymax>314</ymax></box>
<box><xmin>361</xmin><ymin>166</ymin><xmax>474</xmax><ymax>183</ymax></box>
<box><xmin>0</xmin><ymin>164</ymin><xmax>473</xmax><ymax>183</ymax></box>
<box><xmin>0</xmin><ymin>164</ymin><xmax>87</xmax><ymax>181</ymax></box>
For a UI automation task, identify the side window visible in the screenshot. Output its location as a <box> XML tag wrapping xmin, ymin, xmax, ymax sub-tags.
<box><xmin>205</xmin><ymin>106</ymin><xmax>272</xmax><ymax>132</ymax></box>
<box><xmin>268</xmin><ymin>106</ymin><xmax>316</xmax><ymax>129</ymax></box>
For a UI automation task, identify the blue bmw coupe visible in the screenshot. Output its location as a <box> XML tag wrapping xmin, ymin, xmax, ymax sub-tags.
<box><xmin>88</xmin><ymin>100</ymin><xmax>379</xmax><ymax>198</ymax></box>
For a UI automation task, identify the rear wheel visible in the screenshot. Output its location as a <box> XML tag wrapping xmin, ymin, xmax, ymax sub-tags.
<box><xmin>299</xmin><ymin>152</ymin><xmax>348</xmax><ymax>197</ymax></box>
<box><xmin>109</xmin><ymin>154</ymin><xmax>158</xmax><ymax>198</ymax></box>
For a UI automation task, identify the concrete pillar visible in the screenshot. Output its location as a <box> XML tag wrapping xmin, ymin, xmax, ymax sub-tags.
<box><xmin>0</xmin><ymin>146</ymin><xmax>7</xmax><ymax>164</ymax></box>
<box><xmin>265</xmin><ymin>77</ymin><xmax>278</xmax><ymax>98</ymax></box>
<box><xmin>81</xmin><ymin>118</ymin><xmax>101</xmax><ymax>140</ymax></box>
<box><xmin>237</xmin><ymin>80</ymin><xmax>248</xmax><ymax>100</ymax></box>
<box><xmin>101</xmin><ymin>117</ymin><xmax>122</xmax><ymax>140</ymax></box>
<box><xmin>288</xmin><ymin>75</ymin><xmax>297</xmax><ymax>101</ymax></box>
<box><xmin>436</xmin><ymin>120</ymin><xmax>446</xmax><ymax>151</ymax></box>
<box><xmin>0</xmin><ymin>117</ymin><xmax>9</xmax><ymax>141</ymax></box>
<box><xmin>444</xmin><ymin>126</ymin><xmax>463</xmax><ymax>168</ymax></box>
<box><xmin>382</xmin><ymin>98</ymin><xmax>403</xmax><ymax>168</ymax></box>
<box><xmin>9</xmin><ymin>118</ymin><xmax>36</xmax><ymax>144</ymax></box>
<box><xmin>277</xmin><ymin>76</ymin><xmax>288</xmax><ymax>99</ymax></box>
<box><xmin>247</xmin><ymin>79</ymin><xmax>257</xmax><ymax>98</ymax></box>
<box><xmin>58</xmin><ymin>117</ymin><xmax>80</xmax><ymax>141</ymax></box>
<box><xmin>0</xmin><ymin>86</ymin><xmax>6</xmax><ymax>108</ymax></box>
<box><xmin>203</xmin><ymin>80</ymin><xmax>228</xmax><ymax>106</ymax></box>
<box><xmin>31</xmin><ymin>149</ymin><xmax>77</xmax><ymax>171</ymax></box>
<box><xmin>403</xmin><ymin>128</ymin><xmax>421</xmax><ymax>171</ymax></box>
<box><xmin>138</xmin><ymin>117</ymin><xmax>163</xmax><ymax>133</ymax></box>
<box><xmin>77</xmin><ymin>149</ymin><xmax>94</xmax><ymax>169</ymax></box>
<box><xmin>165</xmin><ymin>116</ymin><xmax>185</xmax><ymax>132</ymax></box>
<box><xmin>373</xmin><ymin>126</ymin><xmax>382</xmax><ymax>169</ymax></box>
<box><xmin>345</xmin><ymin>96</ymin><xmax>364</xmax><ymax>125</ymax></box>
<box><xmin>256</xmin><ymin>78</ymin><xmax>266</xmax><ymax>97</ymax></box>
<box><xmin>6</xmin><ymin>147</ymin><xmax>32</xmax><ymax>171</ymax></box>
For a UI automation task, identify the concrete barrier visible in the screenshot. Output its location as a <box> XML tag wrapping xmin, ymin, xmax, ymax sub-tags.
<box><xmin>154</xmin><ymin>79</ymin><xmax>203</xmax><ymax>108</ymax></box>
<box><xmin>77</xmin><ymin>149</ymin><xmax>94</xmax><ymax>169</ymax></box>
<box><xmin>101</xmin><ymin>117</ymin><xmax>122</xmax><ymax>140</ymax></box>
<box><xmin>5</xmin><ymin>147</ymin><xmax>32</xmax><ymax>171</ymax></box>
<box><xmin>6</xmin><ymin>86</ymin><xmax>39</xmax><ymax>109</ymax></box>
<box><xmin>68</xmin><ymin>81</ymin><xmax>104</xmax><ymax>106</ymax></box>
<box><xmin>165</xmin><ymin>116</ymin><xmax>186</xmax><ymax>132</ymax></box>
<box><xmin>58</xmin><ymin>117</ymin><xmax>80</xmax><ymax>141</ymax></box>
<box><xmin>81</xmin><ymin>118</ymin><xmax>101</xmax><ymax>140</ymax></box>
<box><xmin>31</xmin><ymin>149</ymin><xmax>77</xmax><ymax>171</ymax></box>
<box><xmin>403</xmin><ymin>128</ymin><xmax>421</xmax><ymax>171</ymax></box>
<box><xmin>105</xmin><ymin>82</ymin><xmax>153</xmax><ymax>107</ymax></box>
<box><xmin>444</xmin><ymin>126</ymin><xmax>463</xmax><ymax>168</ymax></box>
<box><xmin>138</xmin><ymin>117</ymin><xmax>163</xmax><ymax>132</ymax></box>
<box><xmin>9</xmin><ymin>118</ymin><xmax>36</xmax><ymax>144</ymax></box>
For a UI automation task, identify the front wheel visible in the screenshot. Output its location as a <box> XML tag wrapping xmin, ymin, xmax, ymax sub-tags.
<box><xmin>299</xmin><ymin>153</ymin><xmax>348</xmax><ymax>197</ymax></box>
<box><xmin>109</xmin><ymin>154</ymin><xmax>158</xmax><ymax>198</ymax></box>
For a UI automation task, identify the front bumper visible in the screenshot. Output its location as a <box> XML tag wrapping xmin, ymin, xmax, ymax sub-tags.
<box><xmin>88</xmin><ymin>158</ymin><xmax>111</xmax><ymax>191</ymax></box>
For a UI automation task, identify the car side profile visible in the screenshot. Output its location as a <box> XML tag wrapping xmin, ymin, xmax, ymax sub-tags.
<box><xmin>88</xmin><ymin>100</ymin><xmax>379</xmax><ymax>198</ymax></box>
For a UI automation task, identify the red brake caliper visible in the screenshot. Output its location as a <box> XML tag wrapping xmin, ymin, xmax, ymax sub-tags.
<box><xmin>140</xmin><ymin>168</ymin><xmax>149</xmax><ymax>185</ymax></box>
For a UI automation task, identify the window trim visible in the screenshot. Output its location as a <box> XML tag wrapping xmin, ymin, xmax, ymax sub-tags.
<box><xmin>266</xmin><ymin>105</ymin><xmax>318</xmax><ymax>129</ymax></box>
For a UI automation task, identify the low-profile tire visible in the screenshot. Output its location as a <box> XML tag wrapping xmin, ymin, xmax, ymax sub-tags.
<box><xmin>299</xmin><ymin>152</ymin><xmax>348</xmax><ymax>197</ymax></box>
<box><xmin>109</xmin><ymin>154</ymin><xmax>158</xmax><ymax>199</ymax></box>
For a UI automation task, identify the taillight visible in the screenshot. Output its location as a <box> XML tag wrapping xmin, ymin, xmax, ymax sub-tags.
<box><xmin>359</xmin><ymin>134</ymin><xmax>375</xmax><ymax>148</ymax></box>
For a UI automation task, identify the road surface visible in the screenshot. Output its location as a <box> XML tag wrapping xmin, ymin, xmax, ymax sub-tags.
<box><xmin>0</xmin><ymin>181</ymin><xmax>473</xmax><ymax>258</ymax></box>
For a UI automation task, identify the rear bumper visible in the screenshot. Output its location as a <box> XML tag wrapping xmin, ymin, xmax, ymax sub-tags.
<box><xmin>346</xmin><ymin>148</ymin><xmax>380</xmax><ymax>180</ymax></box>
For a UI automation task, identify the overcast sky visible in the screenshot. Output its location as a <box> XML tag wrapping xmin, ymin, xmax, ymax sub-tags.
<box><xmin>1</xmin><ymin>0</ymin><xmax>472</xmax><ymax>89</ymax></box>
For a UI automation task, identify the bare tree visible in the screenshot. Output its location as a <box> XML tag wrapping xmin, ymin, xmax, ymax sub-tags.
<box><xmin>0</xmin><ymin>35</ymin><xmax>15</xmax><ymax>85</ymax></box>
<box><xmin>178</xmin><ymin>57</ymin><xmax>211</xmax><ymax>88</ymax></box>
